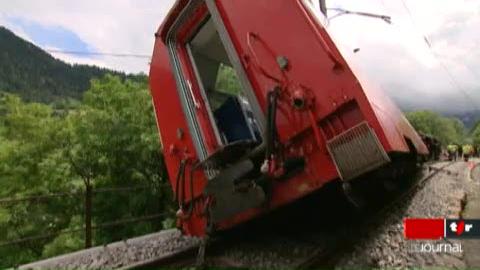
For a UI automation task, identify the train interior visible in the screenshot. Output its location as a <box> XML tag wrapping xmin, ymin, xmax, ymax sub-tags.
<box><xmin>187</xmin><ymin>17</ymin><xmax>262</xmax><ymax>147</ymax></box>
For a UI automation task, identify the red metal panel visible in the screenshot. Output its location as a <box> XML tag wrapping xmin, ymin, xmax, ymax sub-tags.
<box><xmin>355</xmin><ymin>70</ymin><xmax>428</xmax><ymax>154</ymax></box>
<box><xmin>214</xmin><ymin>0</ymin><xmax>427</xmax><ymax>155</ymax></box>
<box><xmin>214</xmin><ymin>0</ymin><xmax>370</xmax><ymax>139</ymax></box>
<box><xmin>149</xmin><ymin>36</ymin><xmax>193</xmax><ymax>186</ymax></box>
<box><xmin>150</xmin><ymin>29</ymin><xmax>208</xmax><ymax>235</ymax></box>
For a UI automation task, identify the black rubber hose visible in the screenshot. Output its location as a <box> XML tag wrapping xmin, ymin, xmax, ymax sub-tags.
<box><xmin>265</xmin><ymin>91</ymin><xmax>272</xmax><ymax>159</ymax></box>
<box><xmin>174</xmin><ymin>160</ymin><xmax>186</xmax><ymax>205</ymax></box>
<box><xmin>185</xmin><ymin>163</ymin><xmax>199</xmax><ymax>218</ymax></box>
<box><xmin>266</xmin><ymin>87</ymin><xmax>279</xmax><ymax>160</ymax></box>
<box><xmin>271</xmin><ymin>89</ymin><xmax>278</xmax><ymax>151</ymax></box>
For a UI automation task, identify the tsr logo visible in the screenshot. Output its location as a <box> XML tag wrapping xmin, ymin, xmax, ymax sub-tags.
<box><xmin>450</xmin><ymin>220</ymin><xmax>473</xmax><ymax>236</ymax></box>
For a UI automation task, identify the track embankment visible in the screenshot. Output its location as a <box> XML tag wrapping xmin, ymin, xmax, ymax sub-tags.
<box><xmin>21</xmin><ymin>161</ymin><xmax>478</xmax><ymax>269</ymax></box>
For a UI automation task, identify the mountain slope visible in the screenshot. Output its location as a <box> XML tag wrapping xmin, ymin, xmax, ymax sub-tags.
<box><xmin>0</xmin><ymin>26</ymin><xmax>130</xmax><ymax>103</ymax></box>
<box><xmin>446</xmin><ymin>110</ymin><xmax>480</xmax><ymax>130</ymax></box>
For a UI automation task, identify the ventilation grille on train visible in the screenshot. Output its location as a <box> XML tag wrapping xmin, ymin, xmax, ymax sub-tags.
<box><xmin>326</xmin><ymin>122</ymin><xmax>390</xmax><ymax>181</ymax></box>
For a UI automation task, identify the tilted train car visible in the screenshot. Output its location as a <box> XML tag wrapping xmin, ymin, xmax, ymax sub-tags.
<box><xmin>149</xmin><ymin>0</ymin><xmax>429</xmax><ymax>236</ymax></box>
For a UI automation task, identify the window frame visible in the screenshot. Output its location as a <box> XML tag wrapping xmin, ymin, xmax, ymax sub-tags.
<box><xmin>301</xmin><ymin>0</ymin><xmax>329</xmax><ymax>27</ymax></box>
<box><xmin>185</xmin><ymin>21</ymin><xmax>225</xmax><ymax>146</ymax></box>
<box><xmin>165</xmin><ymin>0</ymin><xmax>265</xmax><ymax>161</ymax></box>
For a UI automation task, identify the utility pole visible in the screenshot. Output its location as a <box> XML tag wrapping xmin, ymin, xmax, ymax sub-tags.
<box><xmin>85</xmin><ymin>179</ymin><xmax>92</xmax><ymax>248</ymax></box>
<box><xmin>68</xmin><ymin>156</ymin><xmax>95</xmax><ymax>248</ymax></box>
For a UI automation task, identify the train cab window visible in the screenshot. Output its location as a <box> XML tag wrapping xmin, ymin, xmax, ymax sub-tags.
<box><xmin>187</xmin><ymin>17</ymin><xmax>261</xmax><ymax>146</ymax></box>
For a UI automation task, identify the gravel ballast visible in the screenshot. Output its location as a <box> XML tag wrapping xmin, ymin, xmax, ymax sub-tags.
<box><xmin>335</xmin><ymin>161</ymin><xmax>473</xmax><ymax>268</ymax></box>
<box><xmin>19</xmin><ymin>229</ymin><xmax>200</xmax><ymax>269</ymax></box>
<box><xmin>206</xmin><ymin>161</ymin><xmax>476</xmax><ymax>268</ymax></box>
<box><xmin>19</xmin><ymin>161</ymin><xmax>478</xmax><ymax>269</ymax></box>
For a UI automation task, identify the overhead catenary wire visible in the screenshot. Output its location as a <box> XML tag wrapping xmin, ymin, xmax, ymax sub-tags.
<box><xmin>45</xmin><ymin>49</ymin><xmax>151</xmax><ymax>59</ymax></box>
<box><xmin>0</xmin><ymin>185</ymin><xmax>169</xmax><ymax>205</ymax></box>
<box><xmin>461</xmin><ymin>63</ymin><xmax>480</xmax><ymax>80</ymax></box>
<box><xmin>397</xmin><ymin>0</ymin><xmax>480</xmax><ymax>111</ymax></box>
<box><xmin>327</xmin><ymin>7</ymin><xmax>392</xmax><ymax>24</ymax></box>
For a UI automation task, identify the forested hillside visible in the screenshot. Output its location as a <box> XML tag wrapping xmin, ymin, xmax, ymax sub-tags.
<box><xmin>405</xmin><ymin>111</ymin><xmax>466</xmax><ymax>145</ymax></box>
<box><xmin>0</xmin><ymin>26</ymin><xmax>139</xmax><ymax>103</ymax></box>
<box><xmin>406</xmin><ymin>110</ymin><xmax>480</xmax><ymax>152</ymax></box>
<box><xmin>0</xmin><ymin>29</ymin><xmax>170</xmax><ymax>264</ymax></box>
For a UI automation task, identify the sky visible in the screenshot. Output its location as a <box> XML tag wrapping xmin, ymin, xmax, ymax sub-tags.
<box><xmin>0</xmin><ymin>0</ymin><xmax>479</xmax><ymax>112</ymax></box>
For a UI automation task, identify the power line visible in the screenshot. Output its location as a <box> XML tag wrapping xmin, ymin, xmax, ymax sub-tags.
<box><xmin>463</xmin><ymin>64</ymin><xmax>480</xmax><ymax>79</ymax></box>
<box><xmin>0</xmin><ymin>185</ymin><xmax>169</xmax><ymax>205</ymax></box>
<box><xmin>399</xmin><ymin>0</ymin><xmax>477</xmax><ymax>78</ymax></box>
<box><xmin>398</xmin><ymin>0</ymin><xmax>480</xmax><ymax>111</ymax></box>
<box><xmin>436</xmin><ymin>59</ymin><xmax>479</xmax><ymax>108</ymax></box>
<box><xmin>399</xmin><ymin>0</ymin><xmax>417</xmax><ymax>29</ymax></box>
<box><xmin>45</xmin><ymin>49</ymin><xmax>151</xmax><ymax>59</ymax></box>
<box><xmin>0</xmin><ymin>213</ymin><xmax>169</xmax><ymax>247</ymax></box>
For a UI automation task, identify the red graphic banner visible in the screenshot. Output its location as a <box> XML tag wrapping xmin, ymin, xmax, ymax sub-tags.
<box><xmin>404</xmin><ymin>218</ymin><xmax>445</xmax><ymax>240</ymax></box>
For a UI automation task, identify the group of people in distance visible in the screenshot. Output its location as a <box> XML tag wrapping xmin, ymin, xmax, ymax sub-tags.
<box><xmin>446</xmin><ymin>143</ymin><xmax>477</xmax><ymax>162</ymax></box>
<box><xmin>420</xmin><ymin>133</ymin><xmax>477</xmax><ymax>162</ymax></box>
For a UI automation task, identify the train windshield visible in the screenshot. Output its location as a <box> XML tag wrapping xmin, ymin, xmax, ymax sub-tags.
<box><xmin>187</xmin><ymin>17</ymin><xmax>262</xmax><ymax>146</ymax></box>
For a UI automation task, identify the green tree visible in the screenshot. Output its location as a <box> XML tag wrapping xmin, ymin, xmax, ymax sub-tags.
<box><xmin>0</xmin><ymin>75</ymin><xmax>172</xmax><ymax>268</ymax></box>
<box><xmin>215</xmin><ymin>64</ymin><xmax>242</xmax><ymax>95</ymax></box>
<box><xmin>471</xmin><ymin>120</ymin><xmax>480</xmax><ymax>145</ymax></box>
<box><xmin>405</xmin><ymin>110</ymin><xmax>465</xmax><ymax>145</ymax></box>
<box><xmin>0</xmin><ymin>94</ymin><xmax>77</xmax><ymax>267</ymax></box>
<box><xmin>63</xmin><ymin>75</ymin><xmax>171</xmax><ymax>247</ymax></box>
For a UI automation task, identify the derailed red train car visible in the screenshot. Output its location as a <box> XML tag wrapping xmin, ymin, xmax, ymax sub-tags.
<box><xmin>149</xmin><ymin>0</ymin><xmax>428</xmax><ymax>236</ymax></box>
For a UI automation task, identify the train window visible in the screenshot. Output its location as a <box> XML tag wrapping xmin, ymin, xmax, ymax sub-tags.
<box><xmin>187</xmin><ymin>17</ymin><xmax>262</xmax><ymax>146</ymax></box>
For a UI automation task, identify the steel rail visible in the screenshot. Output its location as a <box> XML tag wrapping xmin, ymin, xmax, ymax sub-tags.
<box><xmin>112</xmin><ymin>162</ymin><xmax>456</xmax><ymax>269</ymax></box>
<box><xmin>295</xmin><ymin>161</ymin><xmax>455</xmax><ymax>268</ymax></box>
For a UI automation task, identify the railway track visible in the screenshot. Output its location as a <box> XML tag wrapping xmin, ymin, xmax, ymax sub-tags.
<box><xmin>123</xmin><ymin>161</ymin><xmax>455</xmax><ymax>269</ymax></box>
<box><xmin>295</xmin><ymin>161</ymin><xmax>455</xmax><ymax>268</ymax></box>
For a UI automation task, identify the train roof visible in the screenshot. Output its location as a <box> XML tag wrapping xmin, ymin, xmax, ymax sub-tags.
<box><xmin>156</xmin><ymin>0</ymin><xmax>189</xmax><ymax>41</ymax></box>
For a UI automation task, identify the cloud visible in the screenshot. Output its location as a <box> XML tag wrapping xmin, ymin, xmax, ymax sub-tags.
<box><xmin>0</xmin><ymin>13</ymin><xmax>34</xmax><ymax>43</ymax></box>
<box><xmin>6</xmin><ymin>16</ymin><xmax>95</xmax><ymax>56</ymax></box>
<box><xmin>0</xmin><ymin>0</ymin><xmax>479</xmax><ymax>112</ymax></box>
<box><xmin>327</xmin><ymin>0</ymin><xmax>480</xmax><ymax>112</ymax></box>
<box><xmin>0</xmin><ymin>0</ymin><xmax>176</xmax><ymax>73</ymax></box>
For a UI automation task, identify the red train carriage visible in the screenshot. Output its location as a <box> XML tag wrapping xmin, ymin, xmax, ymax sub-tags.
<box><xmin>149</xmin><ymin>0</ymin><xmax>428</xmax><ymax>236</ymax></box>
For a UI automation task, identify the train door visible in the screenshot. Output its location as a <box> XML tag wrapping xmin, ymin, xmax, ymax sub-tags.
<box><xmin>166</xmin><ymin>3</ymin><xmax>267</xmax><ymax>223</ymax></box>
<box><xmin>167</xmin><ymin>5</ymin><xmax>265</xmax><ymax>164</ymax></box>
